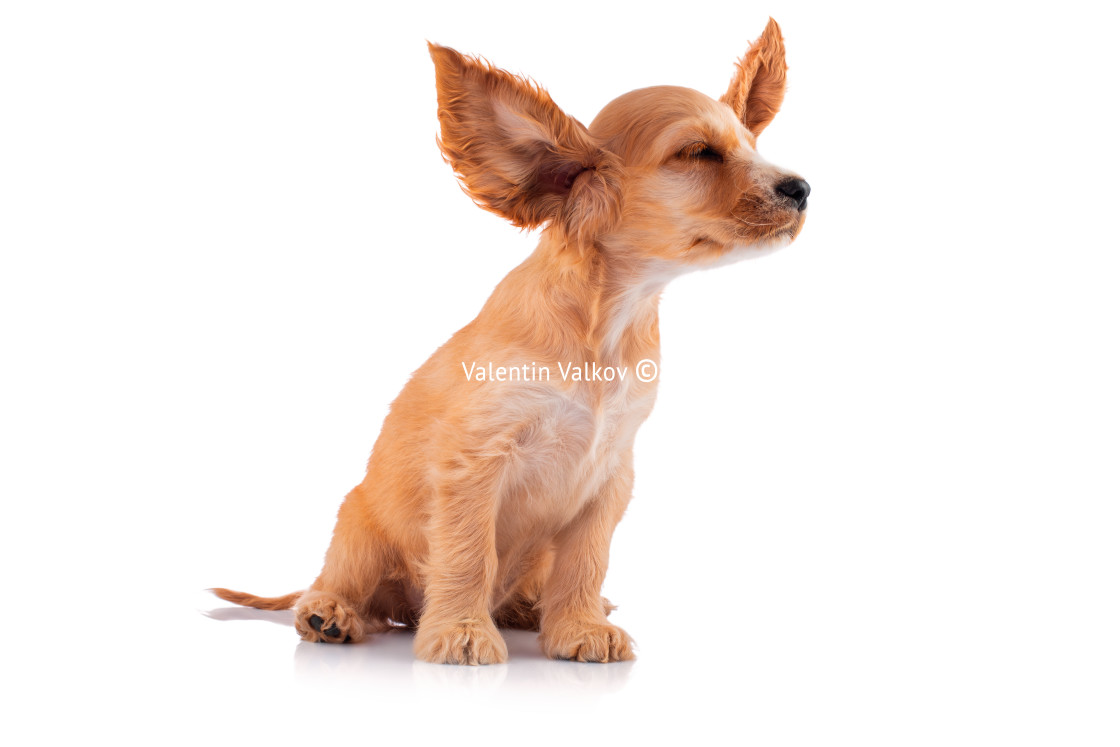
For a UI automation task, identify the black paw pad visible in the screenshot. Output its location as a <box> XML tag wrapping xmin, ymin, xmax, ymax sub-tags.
<box><xmin>308</xmin><ymin>614</ymin><xmax>324</xmax><ymax>632</ymax></box>
<box><xmin>323</xmin><ymin>623</ymin><xmax>341</xmax><ymax>638</ymax></box>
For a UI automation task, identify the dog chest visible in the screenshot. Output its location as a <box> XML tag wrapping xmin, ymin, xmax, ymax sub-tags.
<box><xmin>501</xmin><ymin>375</ymin><xmax>655</xmax><ymax>518</ymax></box>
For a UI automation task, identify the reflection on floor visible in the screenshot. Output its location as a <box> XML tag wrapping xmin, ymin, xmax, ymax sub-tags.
<box><xmin>202</xmin><ymin>605</ymin><xmax>634</xmax><ymax>696</ymax></box>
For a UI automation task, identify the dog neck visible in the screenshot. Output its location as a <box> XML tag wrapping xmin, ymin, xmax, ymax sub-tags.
<box><xmin>478</xmin><ymin>229</ymin><xmax>672</xmax><ymax>366</ymax></box>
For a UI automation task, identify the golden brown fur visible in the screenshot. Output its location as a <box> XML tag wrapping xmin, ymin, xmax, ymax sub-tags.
<box><xmin>214</xmin><ymin>18</ymin><xmax>808</xmax><ymax>664</ymax></box>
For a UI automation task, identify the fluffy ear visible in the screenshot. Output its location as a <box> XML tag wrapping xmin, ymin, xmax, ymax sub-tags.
<box><xmin>720</xmin><ymin>18</ymin><xmax>788</xmax><ymax>137</ymax></box>
<box><xmin>428</xmin><ymin>43</ymin><xmax>621</xmax><ymax>248</ymax></box>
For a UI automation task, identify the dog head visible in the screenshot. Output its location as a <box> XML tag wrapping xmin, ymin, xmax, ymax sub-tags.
<box><xmin>429</xmin><ymin>18</ymin><xmax>807</xmax><ymax>269</ymax></box>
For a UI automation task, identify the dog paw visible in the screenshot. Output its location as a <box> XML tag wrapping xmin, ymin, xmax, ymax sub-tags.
<box><xmin>295</xmin><ymin>592</ymin><xmax>365</xmax><ymax>643</ymax></box>
<box><xmin>414</xmin><ymin>618</ymin><xmax>508</xmax><ymax>665</ymax></box>
<box><xmin>539</xmin><ymin>620</ymin><xmax>634</xmax><ymax>662</ymax></box>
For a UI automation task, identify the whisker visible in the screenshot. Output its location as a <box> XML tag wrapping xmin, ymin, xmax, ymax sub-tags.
<box><xmin>734</xmin><ymin>215</ymin><xmax>776</xmax><ymax>227</ymax></box>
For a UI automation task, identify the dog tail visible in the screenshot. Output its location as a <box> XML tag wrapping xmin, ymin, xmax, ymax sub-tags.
<box><xmin>210</xmin><ymin>587</ymin><xmax>303</xmax><ymax>610</ymax></box>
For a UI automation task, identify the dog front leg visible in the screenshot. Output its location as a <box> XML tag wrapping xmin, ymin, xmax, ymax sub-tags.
<box><xmin>538</xmin><ymin>457</ymin><xmax>636</xmax><ymax>662</ymax></box>
<box><xmin>413</xmin><ymin>463</ymin><xmax>508</xmax><ymax>665</ymax></box>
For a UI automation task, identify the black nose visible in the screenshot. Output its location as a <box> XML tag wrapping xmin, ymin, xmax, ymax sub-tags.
<box><xmin>776</xmin><ymin>178</ymin><xmax>810</xmax><ymax>210</ymax></box>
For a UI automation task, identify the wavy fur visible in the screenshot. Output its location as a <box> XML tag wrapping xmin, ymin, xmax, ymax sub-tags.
<box><xmin>215</xmin><ymin>19</ymin><xmax>808</xmax><ymax>665</ymax></box>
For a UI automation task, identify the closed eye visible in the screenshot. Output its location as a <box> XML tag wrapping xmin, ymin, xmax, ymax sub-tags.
<box><xmin>677</xmin><ymin>142</ymin><xmax>724</xmax><ymax>163</ymax></box>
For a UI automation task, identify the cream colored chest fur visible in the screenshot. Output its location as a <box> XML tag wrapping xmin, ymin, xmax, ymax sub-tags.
<box><xmin>492</xmin><ymin>370</ymin><xmax>656</xmax><ymax>531</ymax></box>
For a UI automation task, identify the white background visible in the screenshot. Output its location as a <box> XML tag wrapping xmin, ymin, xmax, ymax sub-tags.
<box><xmin>2</xmin><ymin>1</ymin><xmax>1118</xmax><ymax>744</ymax></box>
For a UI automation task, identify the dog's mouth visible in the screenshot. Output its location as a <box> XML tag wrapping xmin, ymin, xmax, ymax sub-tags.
<box><xmin>782</xmin><ymin>208</ymin><xmax>808</xmax><ymax>240</ymax></box>
<box><xmin>785</xmin><ymin>213</ymin><xmax>807</xmax><ymax>240</ymax></box>
<box><xmin>730</xmin><ymin>206</ymin><xmax>806</xmax><ymax>241</ymax></box>
<box><xmin>683</xmin><ymin>206</ymin><xmax>806</xmax><ymax>261</ymax></box>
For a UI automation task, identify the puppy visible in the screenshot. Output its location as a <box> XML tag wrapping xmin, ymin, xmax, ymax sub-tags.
<box><xmin>214</xmin><ymin>18</ymin><xmax>809</xmax><ymax>664</ymax></box>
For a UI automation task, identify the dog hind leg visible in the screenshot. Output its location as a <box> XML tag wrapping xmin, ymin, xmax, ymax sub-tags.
<box><xmin>294</xmin><ymin>488</ymin><xmax>395</xmax><ymax>643</ymax></box>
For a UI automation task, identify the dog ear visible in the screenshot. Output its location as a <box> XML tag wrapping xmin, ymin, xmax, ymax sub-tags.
<box><xmin>429</xmin><ymin>43</ymin><xmax>622</xmax><ymax>249</ymax></box>
<box><xmin>720</xmin><ymin>18</ymin><xmax>788</xmax><ymax>137</ymax></box>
